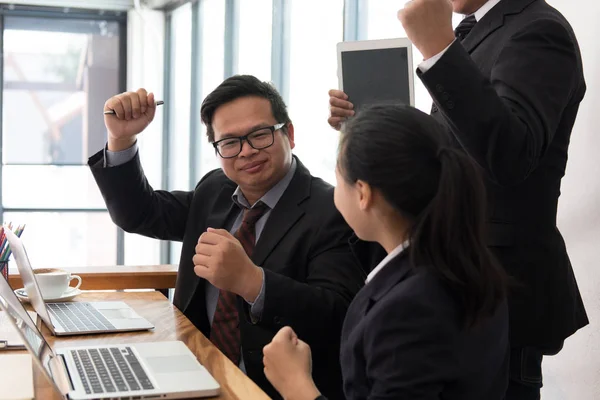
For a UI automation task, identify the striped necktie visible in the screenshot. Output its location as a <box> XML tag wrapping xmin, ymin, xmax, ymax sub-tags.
<box><xmin>209</xmin><ymin>202</ymin><xmax>269</xmax><ymax>365</ymax></box>
<box><xmin>454</xmin><ymin>15</ymin><xmax>477</xmax><ymax>41</ymax></box>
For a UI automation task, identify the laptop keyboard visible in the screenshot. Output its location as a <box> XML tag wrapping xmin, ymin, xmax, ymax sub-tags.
<box><xmin>47</xmin><ymin>302</ymin><xmax>115</xmax><ymax>332</ymax></box>
<box><xmin>70</xmin><ymin>347</ymin><xmax>155</xmax><ymax>394</ymax></box>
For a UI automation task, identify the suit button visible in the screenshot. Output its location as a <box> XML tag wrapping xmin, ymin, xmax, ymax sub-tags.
<box><xmin>273</xmin><ymin>316</ymin><xmax>281</xmax><ymax>325</ymax></box>
<box><xmin>436</xmin><ymin>84</ymin><xmax>444</xmax><ymax>93</ymax></box>
<box><xmin>447</xmin><ymin>100</ymin><xmax>455</xmax><ymax>109</ymax></box>
<box><xmin>442</xmin><ymin>92</ymin><xmax>450</xmax><ymax>100</ymax></box>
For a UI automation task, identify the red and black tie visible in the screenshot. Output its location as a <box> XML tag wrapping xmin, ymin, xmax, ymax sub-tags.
<box><xmin>209</xmin><ymin>202</ymin><xmax>269</xmax><ymax>365</ymax></box>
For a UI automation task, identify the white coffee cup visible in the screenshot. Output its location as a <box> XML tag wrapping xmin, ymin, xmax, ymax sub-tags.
<box><xmin>33</xmin><ymin>268</ymin><xmax>82</xmax><ymax>299</ymax></box>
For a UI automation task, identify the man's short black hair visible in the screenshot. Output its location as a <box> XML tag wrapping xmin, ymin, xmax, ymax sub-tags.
<box><xmin>200</xmin><ymin>75</ymin><xmax>292</xmax><ymax>142</ymax></box>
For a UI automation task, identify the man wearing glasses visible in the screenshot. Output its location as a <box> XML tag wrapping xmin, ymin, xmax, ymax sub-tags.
<box><xmin>88</xmin><ymin>75</ymin><xmax>365</xmax><ymax>400</ymax></box>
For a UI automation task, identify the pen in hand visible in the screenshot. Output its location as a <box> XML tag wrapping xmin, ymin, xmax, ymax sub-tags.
<box><xmin>103</xmin><ymin>100</ymin><xmax>164</xmax><ymax>115</ymax></box>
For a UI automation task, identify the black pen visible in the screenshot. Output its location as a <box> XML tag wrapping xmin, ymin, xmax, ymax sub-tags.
<box><xmin>103</xmin><ymin>100</ymin><xmax>164</xmax><ymax>115</ymax></box>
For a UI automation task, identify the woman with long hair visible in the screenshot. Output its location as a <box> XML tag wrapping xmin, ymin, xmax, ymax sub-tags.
<box><xmin>262</xmin><ymin>104</ymin><xmax>509</xmax><ymax>400</ymax></box>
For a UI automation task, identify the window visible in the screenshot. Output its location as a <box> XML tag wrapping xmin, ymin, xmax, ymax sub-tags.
<box><xmin>363</xmin><ymin>0</ymin><xmax>464</xmax><ymax>112</ymax></box>
<box><xmin>123</xmin><ymin>7</ymin><xmax>165</xmax><ymax>267</ymax></box>
<box><xmin>287</xmin><ymin>0</ymin><xmax>344</xmax><ymax>184</ymax></box>
<box><xmin>237</xmin><ymin>0</ymin><xmax>273</xmax><ymax>81</ymax></box>
<box><xmin>166</xmin><ymin>3</ymin><xmax>193</xmax><ymax>264</ymax></box>
<box><xmin>1</xmin><ymin>9</ymin><xmax>126</xmax><ymax>268</ymax></box>
<box><xmin>200</xmin><ymin>0</ymin><xmax>226</xmax><ymax>98</ymax></box>
<box><xmin>197</xmin><ymin>0</ymin><xmax>226</xmax><ymax>178</ymax></box>
<box><xmin>4</xmin><ymin>212</ymin><xmax>117</xmax><ymax>268</ymax></box>
<box><xmin>3</xmin><ymin>17</ymin><xmax>121</xmax><ymax>165</ymax></box>
<box><xmin>167</xmin><ymin>3</ymin><xmax>192</xmax><ymax>191</ymax></box>
<box><xmin>2</xmin><ymin>165</ymin><xmax>105</xmax><ymax>209</ymax></box>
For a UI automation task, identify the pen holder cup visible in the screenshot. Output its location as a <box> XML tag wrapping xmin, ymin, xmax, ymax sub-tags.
<box><xmin>0</xmin><ymin>261</ymin><xmax>7</xmax><ymax>281</ymax></box>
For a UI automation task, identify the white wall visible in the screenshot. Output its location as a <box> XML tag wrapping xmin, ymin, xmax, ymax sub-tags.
<box><xmin>544</xmin><ymin>1</ymin><xmax>600</xmax><ymax>399</ymax></box>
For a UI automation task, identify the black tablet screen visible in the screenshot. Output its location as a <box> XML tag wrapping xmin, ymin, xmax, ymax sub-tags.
<box><xmin>341</xmin><ymin>47</ymin><xmax>411</xmax><ymax>111</ymax></box>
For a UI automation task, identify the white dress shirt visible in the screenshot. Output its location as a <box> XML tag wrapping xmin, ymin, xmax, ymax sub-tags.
<box><xmin>366</xmin><ymin>240</ymin><xmax>410</xmax><ymax>284</ymax></box>
<box><xmin>418</xmin><ymin>0</ymin><xmax>503</xmax><ymax>73</ymax></box>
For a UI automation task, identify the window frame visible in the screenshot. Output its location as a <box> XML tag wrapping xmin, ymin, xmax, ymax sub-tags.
<box><xmin>0</xmin><ymin>4</ymin><xmax>127</xmax><ymax>265</ymax></box>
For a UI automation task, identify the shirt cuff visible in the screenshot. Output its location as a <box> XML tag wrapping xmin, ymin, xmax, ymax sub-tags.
<box><xmin>247</xmin><ymin>267</ymin><xmax>266</xmax><ymax>323</ymax></box>
<box><xmin>104</xmin><ymin>141</ymin><xmax>138</xmax><ymax>168</ymax></box>
<box><xmin>418</xmin><ymin>40</ymin><xmax>456</xmax><ymax>73</ymax></box>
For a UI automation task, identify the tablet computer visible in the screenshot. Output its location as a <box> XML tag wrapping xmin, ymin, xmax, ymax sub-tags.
<box><xmin>337</xmin><ymin>38</ymin><xmax>415</xmax><ymax>110</ymax></box>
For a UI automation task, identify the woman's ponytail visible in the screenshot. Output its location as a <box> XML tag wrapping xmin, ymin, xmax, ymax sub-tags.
<box><xmin>339</xmin><ymin>104</ymin><xmax>507</xmax><ymax>329</ymax></box>
<box><xmin>410</xmin><ymin>147</ymin><xmax>507</xmax><ymax>327</ymax></box>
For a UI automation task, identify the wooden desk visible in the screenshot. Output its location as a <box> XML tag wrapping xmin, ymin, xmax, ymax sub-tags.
<box><xmin>8</xmin><ymin>265</ymin><xmax>178</xmax><ymax>290</ymax></box>
<box><xmin>26</xmin><ymin>291</ymin><xmax>269</xmax><ymax>399</ymax></box>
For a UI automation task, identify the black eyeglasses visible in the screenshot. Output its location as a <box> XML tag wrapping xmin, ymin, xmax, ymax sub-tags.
<box><xmin>212</xmin><ymin>123</ymin><xmax>285</xmax><ymax>159</ymax></box>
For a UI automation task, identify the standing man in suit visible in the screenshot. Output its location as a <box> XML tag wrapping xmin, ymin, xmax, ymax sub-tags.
<box><xmin>89</xmin><ymin>75</ymin><xmax>365</xmax><ymax>399</ymax></box>
<box><xmin>328</xmin><ymin>1</ymin><xmax>588</xmax><ymax>399</ymax></box>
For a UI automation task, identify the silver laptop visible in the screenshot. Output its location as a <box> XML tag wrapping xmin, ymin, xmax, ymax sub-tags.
<box><xmin>5</xmin><ymin>227</ymin><xmax>154</xmax><ymax>336</ymax></box>
<box><xmin>0</xmin><ymin>275</ymin><xmax>220</xmax><ymax>399</ymax></box>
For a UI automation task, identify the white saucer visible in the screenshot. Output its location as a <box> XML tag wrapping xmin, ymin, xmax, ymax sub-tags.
<box><xmin>14</xmin><ymin>288</ymin><xmax>82</xmax><ymax>303</ymax></box>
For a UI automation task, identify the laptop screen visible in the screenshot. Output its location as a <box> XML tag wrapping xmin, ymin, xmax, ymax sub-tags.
<box><xmin>3</xmin><ymin>227</ymin><xmax>54</xmax><ymax>329</ymax></box>
<box><xmin>0</xmin><ymin>273</ymin><xmax>51</xmax><ymax>360</ymax></box>
<box><xmin>0</xmin><ymin>274</ymin><xmax>66</xmax><ymax>397</ymax></box>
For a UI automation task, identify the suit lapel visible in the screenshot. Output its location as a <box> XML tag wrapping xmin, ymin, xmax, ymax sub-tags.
<box><xmin>252</xmin><ymin>157</ymin><xmax>311</xmax><ymax>266</ymax></box>
<box><xmin>182</xmin><ymin>182</ymin><xmax>237</xmax><ymax>313</ymax></box>
<box><xmin>431</xmin><ymin>0</ymin><xmax>537</xmax><ymax>121</ymax></box>
<box><xmin>205</xmin><ymin>184</ymin><xmax>238</xmax><ymax>230</ymax></box>
<box><xmin>462</xmin><ymin>0</ymin><xmax>537</xmax><ymax>54</ymax></box>
<box><xmin>461</xmin><ymin>7</ymin><xmax>505</xmax><ymax>53</ymax></box>
<box><xmin>362</xmin><ymin>252</ymin><xmax>412</xmax><ymax>314</ymax></box>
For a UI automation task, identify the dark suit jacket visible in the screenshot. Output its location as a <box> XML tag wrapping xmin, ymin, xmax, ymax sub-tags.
<box><xmin>418</xmin><ymin>0</ymin><xmax>588</xmax><ymax>348</ymax></box>
<box><xmin>88</xmin><ymin>152</ymin><xmax>365</xmax><ymax>400</ymax></box>
<box><xmin>339</xmin><ymin>252</ymin><xmax>509</xmax><ymax>400</ymax></box>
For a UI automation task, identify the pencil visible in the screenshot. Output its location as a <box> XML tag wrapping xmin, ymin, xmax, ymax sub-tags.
<box><xmin>2</xmin><ymin>224</ymin><xmax>25</xmax><ymax>261</ymax></box>
<box><xmin>103</xmin><ymin>100</ymin><xmax>164</xmax><ymax>115</ymax></box>
<box><xmin>0</xmin><ymin>224</ymin><xmax>25</xmax><ymax>261</ymax></box>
